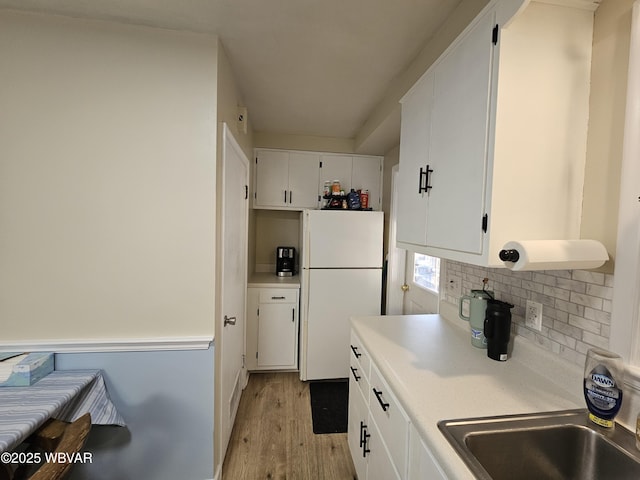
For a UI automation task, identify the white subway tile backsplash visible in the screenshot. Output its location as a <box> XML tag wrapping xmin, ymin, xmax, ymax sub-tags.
<box><xmin>572</xmin><ymin>270</ymin><xmax>605</xmax><ymax>285</ymax></box>
<box><xmin>543</xmin><ymin>285</ymin><xmax>571</xmax><ymax>302</ymax></box>
<box><xmin>522</xmin><ymin>280</ymin><xmax>544</xmax><ymax>294</ymax></box>
<box><xmin>555</xmin><ymin>299</ymin><xmax>585</xmax><ymax>317</ymax></box>
<box><xmin>555</xmin><ymin>278</ymin><xmax>587</xmax><ymax>294</ymax></box>
<box><xmin>568</xmin><ymin>314</ymin><xmax>601</xmax><ymax>334</ymax></box>
<box><xmin>444</xmin><ymin>260</ymin><xmax>614</xmax><ymax>368</ymax></box>
<box><xmin>532</xmin><ymin>272</ymin><xmax>557</xmax><ymax>286</ymax></box>
<box><xmin>548</xmin><ymin>329</ymin><xmax>578</xmax><ymax>349</ymax></box>
<box><xmin>586</xmin><ymin>283</ymin><xmax>613</xmax><ymax>300</ymax></box>
<box><xmin>582</xmin><ymin>330</ymin><xmax>609</xmax><ymax>349</ymax></box>
<box><xmin>583</xmin><ymin>307</ymin><xmax>611</xmax><ymax>325</ymax></box>
<box><xmin>553</xmin><ymin>320</ymin><xmax>583</xmax><ymax>340</ymax></box>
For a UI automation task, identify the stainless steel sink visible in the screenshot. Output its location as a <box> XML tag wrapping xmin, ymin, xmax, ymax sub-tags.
<box><xmin>438</xmin><ymin>409</ymin><xmax>640</xmax><ymax>480</ymax></box>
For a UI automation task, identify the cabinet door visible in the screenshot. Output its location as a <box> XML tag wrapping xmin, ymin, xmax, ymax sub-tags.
<box><xmin>408</xmin><ymin>425</ymin><xmax>446</xmax><ymax>480</ymax></box>
<box><xmin>257</xmin><ymin>302</ymin><xmax>297</xmax><ymax>368</ymax></box>
<box><xmin>348</xmin><ymin>383</ymin><xmax>369</xmax><ymax>480</ymax></box>
<box><xmin>397</xmin><ymin>71</ymin><xmax>434</xmax><ymax>246</ymax></box>
<box><xmin>288</xmin><ymin>152</ymin><xmax>320</xmax><ymax>209</ymax></box>
<box><xmin>255</xmin><ymin>150</ymin><xmax>289</xmax><ymax>208</ymax></box>
<box><xmin>367</xmin><ymin>419</ymin><xmax>402</xmax><ymax>480</ymax></box>
<box><xmin>319</xmin><ymin>155</ymin><xmax>353</xmax><ymax>194</ymax></box>
<box><xmin>352</xmin><ymin>156</ymin><xmax>382</xmax><ymax>211</ymax></box>
<box><xmin>426</xmin><ymin>11</ymin><xmax>495</xmax><ymax>254</ymax></box>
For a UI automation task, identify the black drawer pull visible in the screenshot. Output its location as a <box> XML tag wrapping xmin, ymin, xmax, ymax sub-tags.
<box><xmin>271</xmin><ymin>296</ymin><xmax>286</xmax><ymax>300</ymax></box>
<box><xmin>350</xmin><ymin>345</ymin><xmax>361</xmax><ymax>358</ymax></box>
<box><xmin>359</xmin><ymin>421</ymin><xmax>366</xmax><ymax>447</ymax></box>
<box><xmin>350</xmin><ymin>366</ymin><xmax>361</xmax><ymax>382</ymax></box>
<box><xmin>373</xmin><ymin>388</ymin><xmax>390</xmax><ymax>412</ymax></box>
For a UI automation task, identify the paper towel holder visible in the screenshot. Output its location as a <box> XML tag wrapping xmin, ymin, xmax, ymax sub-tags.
<box><xmin>498</xmin><ymin>239</ymin><xmax>609</xmax><ymax>271</ymax></box>
<box><xmin>498</xmin><ymin>249</ymin><xmax>520</xmax><ymax>263</ymax></box>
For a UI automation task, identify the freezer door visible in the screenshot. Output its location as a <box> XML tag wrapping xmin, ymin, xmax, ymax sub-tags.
<box><xmin>305</xmin><ymin>210</ymin><xmax>383</xmax><ymax>268</ymax></box>
<box><xmin>304</xmin><ymin>268</ymin><xmax>381</xmax><ymax>380</ymax></box>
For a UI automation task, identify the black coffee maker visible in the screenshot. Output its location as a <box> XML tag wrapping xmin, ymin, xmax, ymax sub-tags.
<box><xmin>484</xmin><ymin>299</ymin><xmax>514</xmax><ymax>361</ymax></box>
<box><xmin>276</xmin><ymin>246</ymin><xmax>296</xmax><ymax>277</ymax></box>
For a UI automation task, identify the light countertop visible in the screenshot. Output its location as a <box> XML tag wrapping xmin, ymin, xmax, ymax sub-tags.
<box><xmin>350</xmin><ymin>305</ymin><xmax>584</xmax><ymax>479</ymax></box>
<box><xmin>248</xmin><ymin>272</ymin><xmax>300</xmax><ymax>289</ymax></box>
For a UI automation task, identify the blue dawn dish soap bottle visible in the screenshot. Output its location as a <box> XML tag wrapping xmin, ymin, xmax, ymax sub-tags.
<box><xmin>583</xmin><ymin>348</ymin><xmax>624</xmax><ymax>429</ymax></box>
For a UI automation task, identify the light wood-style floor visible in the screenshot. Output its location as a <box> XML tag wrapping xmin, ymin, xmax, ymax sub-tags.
<box><xmin>222</xmin><ymin>372</ymin><xmax>357</xmax><ymax>480</ymax></box>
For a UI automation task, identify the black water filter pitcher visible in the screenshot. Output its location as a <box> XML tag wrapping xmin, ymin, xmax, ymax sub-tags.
<box><xmin>484</xmin><ymin>299</ymin><xmax>514</xmax><ymax>361</ymax></box>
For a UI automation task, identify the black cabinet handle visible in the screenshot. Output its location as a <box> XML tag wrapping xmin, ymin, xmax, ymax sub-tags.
<box><xmin>350</xmin><ymin>345</ymin><xmax>361</xmax><ymax>358</ymax></box>
<box><xmin>359</xmin><ymin>421</ymin><xmax>366</xmax><ymax>447</ymax></box>
<box><xmin>418</xmin><ymin>165</ymin><xmax>433</xmax><ymax>193</ymax></box>
<box><xmin>271</xmin><ymin>296</ymin><xmax>286</xmax><ymax>300</ymax></box>
<box><xmin>284</xmin><ymin>190</ymin><xmax>287</xmax><ymax>203</ymax></box>
<box><xmin>292</xmin><ymin>308</ymin><xmax>295</xmax><ymax>322</ymax></box>
<box><xmin>289</xmin><ymin>190</ymin><xmax>293</xmax><ymax>203</ymax></box>
<box><xmin>373</xmin><ymin>388</ymin><xmax>390</xmax><ymax>412</ymax></box>
<box><xmin>361</xmin><ymin>424</ymin><xmax>371</xmax><ymax>457</ymax></box>
<box><xmin>350</xmin><ymin>366</ymin><xmax>361</xmax><ymax>382</ymax></box>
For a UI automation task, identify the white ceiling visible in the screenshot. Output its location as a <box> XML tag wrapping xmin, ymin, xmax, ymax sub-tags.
<box><xmin>0</xmin><ymin>0</ymin><xmax>463</xmax><ymax>141</ymax></box>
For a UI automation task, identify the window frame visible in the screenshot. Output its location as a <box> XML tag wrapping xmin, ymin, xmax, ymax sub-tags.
<box><xmin>610</xmin><ymin>0</ymin><xmax>640</xmax><ymax>379</ymax></box>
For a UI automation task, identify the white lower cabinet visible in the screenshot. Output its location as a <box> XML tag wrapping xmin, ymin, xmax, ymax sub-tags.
<box><xmin>407</xmin><ymin>424</ymin><xmax>447</xmax><ymax>480</ymax></box>
<box><xmin>348</xmin><ymin>374</ymin><xmax>401</xmax><ymax>480</ymax></box>
<box><xmin>367</xmin><ymin>419</ymin><xmax>402</xmax><ymax>480</ymax></box>
<box><xmin>246</xmin><ymin>287</ymin><xmax>299</xmax><ymax>370</ymax></box>
<box><xmin>349</xmin><ymin>330</ymin><xmax>447</xmax><ymax>479</ymax></box>
<box><xmin>348</xmin><ymin>377</ymin><xmax>369</xmax><ymax>479</ymax></box>
<box><xmin>348</xmin><ymin>332</ymin><xmax>408</xmax><ymax>479</ymax></box>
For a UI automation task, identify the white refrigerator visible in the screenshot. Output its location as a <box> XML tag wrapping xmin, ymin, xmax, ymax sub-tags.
<box><xmin>300</xmin><ymin>209</ymin><xmax>384</xmax><ymax>380</ymax></box>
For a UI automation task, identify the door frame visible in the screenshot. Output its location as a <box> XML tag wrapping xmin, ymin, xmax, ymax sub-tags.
<box><xmin>387</xmin><ymin>166</ymin><xmax>440</xmax><ymax>315</ymax></box>
<box><xmin>386</xmin><ymin>164</ymin><xmax>406</xmax><ymax>314</ymax></box>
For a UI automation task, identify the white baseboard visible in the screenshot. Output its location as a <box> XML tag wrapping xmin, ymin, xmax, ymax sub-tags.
<box><xmin>0</xmin><ymin>336</ymin><xmax>213</xmax><ymax>353</ymax></box>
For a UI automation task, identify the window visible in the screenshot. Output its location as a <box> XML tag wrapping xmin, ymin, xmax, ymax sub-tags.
<box><xmin>412</xmin><ymin>253</ymin><xmax>440</xmax><ymax>293</ymax></box>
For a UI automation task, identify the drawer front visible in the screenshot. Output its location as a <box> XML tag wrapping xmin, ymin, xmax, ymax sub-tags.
<box><xmin>370</xmin><ymin>364</ymin><xmax>409</xmax><ymax>477</ymax></box>
<box><xmin>349</xmin><ymin>355</ymin><xmax>370</xmax><ymax>406</ymax></box>
<box><xmin>258</xmin><ymin>288</ymin><xmax>298</xmax><ymax>303</ymax></box>
<box><xmin>349</xmin><ymin>332</ymin><xmax>371</xmax><ymax>381</ymax></box>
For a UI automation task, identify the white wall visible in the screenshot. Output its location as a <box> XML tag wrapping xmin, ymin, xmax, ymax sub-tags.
<box><xmin>581</xmin><ymin>0</ymin><xmax>635</xmax><ymax>268</ymax></box>
<box><xmin>0</xmin><ymin>12</ymin><xmax>218</xmax><ymax>340</ymax></box>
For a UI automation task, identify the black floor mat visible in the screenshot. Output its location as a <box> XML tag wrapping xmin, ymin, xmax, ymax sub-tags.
<box><xmin>309</xmin><ymin>380</ymin><xmax>349</xmax><ymax>434</ymax></box>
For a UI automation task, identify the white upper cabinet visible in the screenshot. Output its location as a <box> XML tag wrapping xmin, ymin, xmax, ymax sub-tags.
<box><xmin>396</xmin><ymin>71</ymin><xmax>433</xmax><ymax>246</ymax></box>
<box><xmin>352</xmin><ymin>156</ymin><xmax>383</xmax><ymax>212</ymax></box>
<box><xmin>319</xmin><ymin>154</ymin><xmax>354</xmax><ymax>193</ymax></box>
<box><xmin>253</xmin><ymin>148</ymin><xmax>383</xmax><ymax>211</ymax></box>
<box><xmin>426</xmin><ymin>10</ymin><xmax>494</xmax><ymax>254</ymax></box>
<box><xmin>397</xmin><ymin>0</ymin><xmax>594</xmax><ymax>267</ymax></box>
<box><xmin>254</xmin><ymin>149</ymin><xmax>319</xmax><ymax>209</ymax></box>
<box><xmin>319</xmin><ymin>154</ymin><xmax>383</xmax><ymax>211</ymax></box>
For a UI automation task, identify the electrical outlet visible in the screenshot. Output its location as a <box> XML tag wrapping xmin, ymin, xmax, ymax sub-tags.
<box><xmin>525</xmin><ymin>300</ymin><xmax>543</xmax><ymax>331</ymax></box>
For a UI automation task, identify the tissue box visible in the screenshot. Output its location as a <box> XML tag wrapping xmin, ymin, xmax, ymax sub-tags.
<box><xmin>0</xmin><ymin>352</ymin><xmax>54</xmax><ymax>387</ymax></box>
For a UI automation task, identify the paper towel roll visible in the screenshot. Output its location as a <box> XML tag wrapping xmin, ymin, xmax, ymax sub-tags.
<box><xmin>499</xmin><ymin>240</ymin><xmax>608</xmax><ymax>271</ymax></box>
